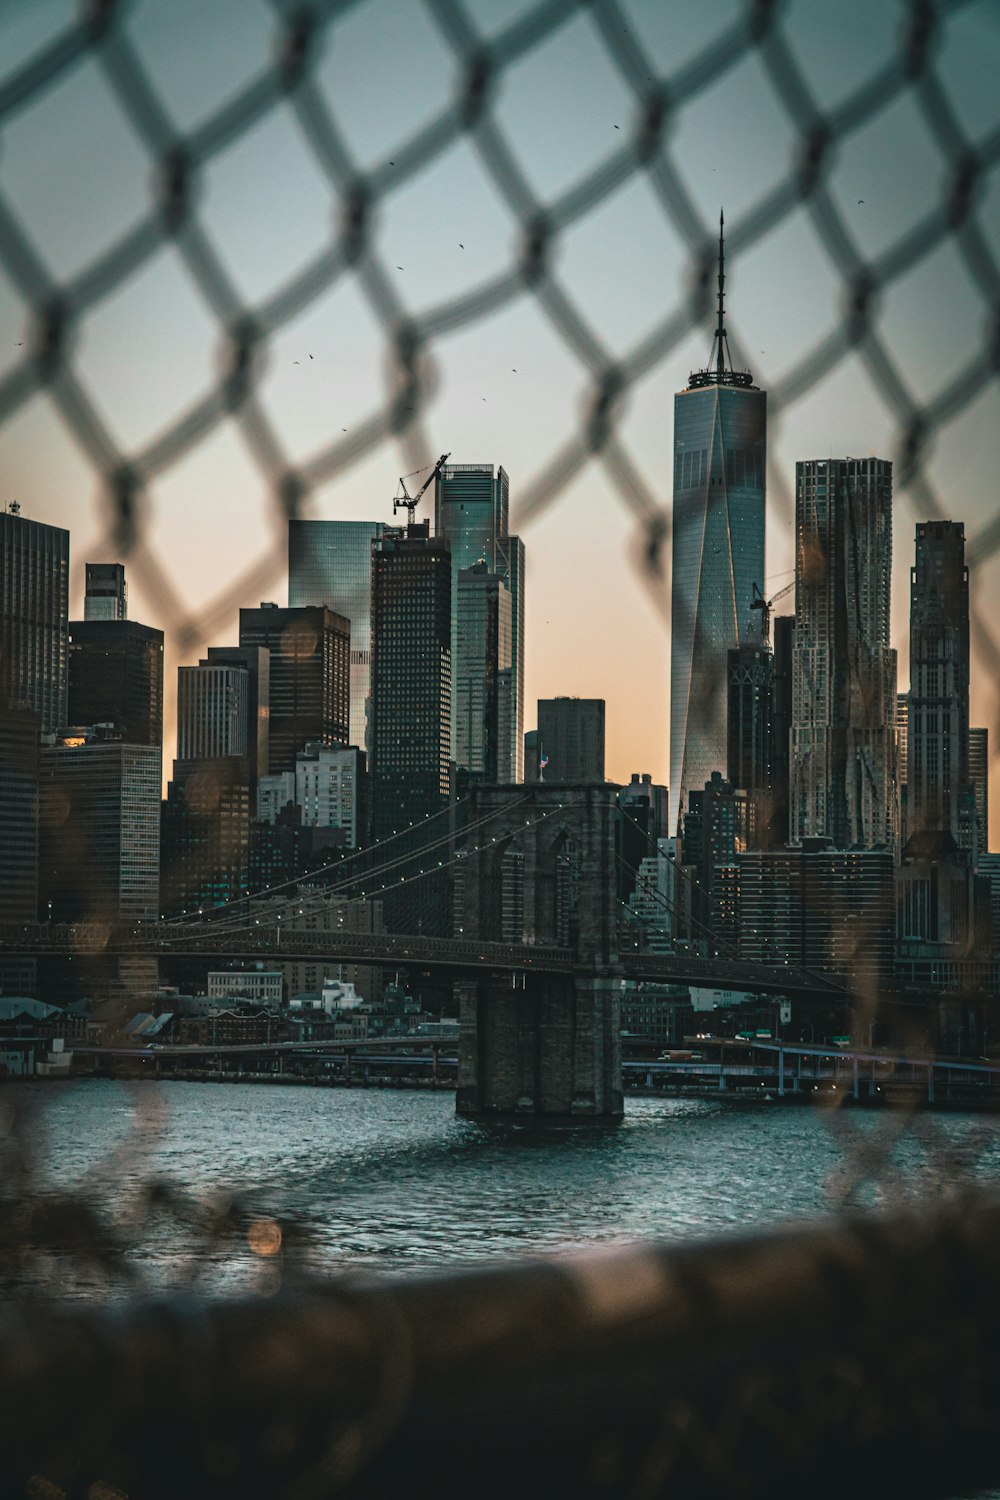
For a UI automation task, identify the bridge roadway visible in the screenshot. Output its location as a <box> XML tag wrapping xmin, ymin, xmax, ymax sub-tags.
<box><xmin>0</xmin><ymin>923</ymin><xmax>846</xmax><ymax>998</ymax></box>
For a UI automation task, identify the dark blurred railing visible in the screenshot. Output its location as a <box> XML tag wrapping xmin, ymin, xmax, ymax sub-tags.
<box><xmin>3</xmin><ymin>1196</ymin><xmax>1000</xmax><ymax>1498</ymax></box>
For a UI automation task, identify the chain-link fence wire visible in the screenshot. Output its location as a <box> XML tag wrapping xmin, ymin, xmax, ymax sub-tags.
<box><xmin>3</xmin><ymin>0</ymin><xmax>1000</xmax><ymax>1278</ymax></box>
<box><xmin>1</xmin><ymin>0</ymin><xmax>998</xmax><ymax>659</ymax></box>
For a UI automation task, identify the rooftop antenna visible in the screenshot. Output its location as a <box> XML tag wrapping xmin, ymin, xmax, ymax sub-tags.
<box><xmin>715</xmin><ymin>208</ymin><xmax>728</xmax><ymax>378</ymax></box>
<box><xmin>688</xmin><ymin>208</ymin><xmax>754</xmax><ymax>390</ymax></box>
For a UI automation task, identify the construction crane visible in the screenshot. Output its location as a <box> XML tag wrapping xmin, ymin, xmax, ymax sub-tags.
<box><xmin>392</xmin><ymin>452</ymin><xmax>451</xmax><ymax>522</ymax></box>
<box><xmin>750</xmin><ymin>579</ymin><xmax>794</xmax><ymax>646</ymax></box>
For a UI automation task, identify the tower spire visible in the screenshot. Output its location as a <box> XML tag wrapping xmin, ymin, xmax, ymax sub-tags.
<box><xmin>688</xmin><ymin>206</ymin><xmax>754</xmax><ymax>389</ymax></box>
<box><xmin>716</xmin><ymin>208</ymin><xmax>726</xmax><ymax>377</ymax></box>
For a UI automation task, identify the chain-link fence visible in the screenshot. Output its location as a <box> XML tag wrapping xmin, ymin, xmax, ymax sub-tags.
<box><xmin>3</xmin><ymin>3</ymin><xmax>1000</xmax><ymax>1492</ymax></box>
<box><xmin>2</xmin><ymin>0</ymin><xmax>998</xmax><ymax>672</ymax></box>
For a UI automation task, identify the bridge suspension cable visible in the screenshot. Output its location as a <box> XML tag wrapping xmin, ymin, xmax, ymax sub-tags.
<box><xmin>153</xmin><ymin>801</ymin><xmax>568</xmax><ymax>947</ymax></box>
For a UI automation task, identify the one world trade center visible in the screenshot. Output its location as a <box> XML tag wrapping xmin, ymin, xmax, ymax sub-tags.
<box><xmin>670</xmin><ymin>212</ymin><xmax>766</xmax><ymax>833</ymax></box>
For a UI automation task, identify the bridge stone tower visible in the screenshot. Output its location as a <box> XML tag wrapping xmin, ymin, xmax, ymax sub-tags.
<box><xmin>454</xmin><ymin>784</ymin><xmax>623</xmax><ymax>1121</ymax></box>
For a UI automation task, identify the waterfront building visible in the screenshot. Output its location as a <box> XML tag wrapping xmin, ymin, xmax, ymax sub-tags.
<box><xmin>288</xmin><ymin>519</ymin><xmax>384</xmax><ymax>751</ymax></box>
<box><xmin>69</xmin><ymin>617</ymin><xmax>164</xmax><ymax>748</ymax></box>
<box><xmin>207</xmin><ymin>970</ymin><xmax>284</xmax><ymax>1009</ymax></box>
<box><xmin>536</xmin><ymin>697</ymin><xmax>605</xmax><ymax>783</ymax></box>
<box><xmin>670</xmin><ymin>214</ymin><xmax>766</xmax><ymax>832</ymax></box>
<box><xmin>0</xmin><ymin>705</ymin><xmax>39</xmax><ymax>923</ymax></box>
<box><xmin>239</xmin><ymin>603</ymin><xmax>349</xmax><ymax>774</ymax></box>
<box><xmin>455</xmin><ymin>563</ymin><xmax>512</xmax><ymax>782</ymax></box>
<box><xmin>907</xmin><ymin>521</ymin><xmax>969</xmax><ymax>844</ymax></box>
<box><xmin>83</xmin><ymin>562</ymin><xmax>126</xmax><ymax>620</ymax></box>
<box><xmin>0</xmin><ymin>506</ymin><xmax>69</xmax><ymax>733</ymax></box>
<box><xmin>40</xmin><ymin>727</ymin><xmax>160</xmax><ymax>924</ymax></box>
<box><xmin>434</xmin><ymin>463</ymin><xmax>524</xmax><ymax>780</ymax></box>
<box><xmin>790</xmin><ymin>458</ymin><xmax>897</xmax><ymax>851</ymax></box>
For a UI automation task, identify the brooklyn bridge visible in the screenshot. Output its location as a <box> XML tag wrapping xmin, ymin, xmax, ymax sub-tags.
<box><xmin>10</xmin><ymin>784</ymin><xmax>850</xmax><ymax>1120</ymax></box>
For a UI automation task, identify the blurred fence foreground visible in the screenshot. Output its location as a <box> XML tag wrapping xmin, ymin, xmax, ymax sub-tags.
<box><xmin>4</xmin><ymin>1196</ymin><xmax>1000</xmax><ymax>1498</ymax></box>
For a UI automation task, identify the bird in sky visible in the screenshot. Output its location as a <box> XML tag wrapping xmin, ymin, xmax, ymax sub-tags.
<box><xmin>293</xmin><ymin>360</ymin><xmax>300</xmax><ymax>365</ymax></box>
<box><xmin>512</xmin><ymin>368</ymin><xmax>517</xmax><ymax>373</ymax></box>
<box><xmin>397</xmin><ymin>265</ymin><xmax>403</xmax><ymax>270</ymax></box>
<box><xmin>614</xmin><ymin>124</ymin><xmax>620</xmax><ymax>129</ymax></box>
<box><xmin>341</xmin><ymin>427</ymin><xmax>347</xmax><ymax>432</ymax></box>
<box><xmin>309</xmin><ymin>354</ymin><xmax>314</xmax><ymax>359</ymax></box>
<box><xmin>858</xmin><ymin>199</ymin><xmax>865</xmax><ymax>204</ymax></box>
<box><xmin>459</xmin><ymin>243</ymin><xmax>465</xmax><ymax>249</ymax></box>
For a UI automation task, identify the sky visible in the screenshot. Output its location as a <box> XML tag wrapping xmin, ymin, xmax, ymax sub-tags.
<box><xmin>1</xmin><ymin>0</ymin><xmax>999</xmax><ymax>836</ymax></box>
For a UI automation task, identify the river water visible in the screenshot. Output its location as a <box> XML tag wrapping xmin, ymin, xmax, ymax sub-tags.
<box><xmin>11</xmin><ymin>1079</ymin><xmax>1000</xmax><ymax>1297</ymax></box>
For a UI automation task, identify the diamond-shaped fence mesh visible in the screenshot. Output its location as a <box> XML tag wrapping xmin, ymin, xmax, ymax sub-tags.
<box><xmin>3</xmin><ymin>6</ymin><xmax>1000</xmax><ymax>1483</ymax></box>
<box><xmin>1</xmin><ymin>0</ymin><xmax>998</xmax><ymax>670</ymax></box>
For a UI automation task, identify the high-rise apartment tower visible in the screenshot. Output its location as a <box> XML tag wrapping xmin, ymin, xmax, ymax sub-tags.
<box><xmin>790</xmin><ymin>458</ymin><xmax>897</xmax><ymax>850</ymax></box>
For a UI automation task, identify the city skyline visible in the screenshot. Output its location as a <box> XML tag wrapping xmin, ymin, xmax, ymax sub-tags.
<box><xmin>1</xmin><ymin>1</ymin><xmax>998</xmax><ymax>837</ymax></box>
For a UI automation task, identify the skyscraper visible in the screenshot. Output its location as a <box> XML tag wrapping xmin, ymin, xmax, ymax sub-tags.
<box><xmin>790</xmin><ymin>458</ymin><xmax>897</xmax><ymax>850</ymax></box>
<box><xmin>434</xmin><ymin>463</ymin><xmax>524</xmax><ymax>781</ymax></box>
<box><xmin>68</xmin><ymin>619</ymin><xmax>164</xmax><ymax>747</ymax></box>
<box><xmin>907</xmin><ymin>521</ymin><xmax>969</xmax><ymax>844</ymax></box>
<box><xmin>83</xmin><ymin>563</ymin><xmax>126</xmax><ymax>620</ymax></box>
<box><xmin>204</xmin><ymin>645</ymin><xmax>270</xmax><ymax>789</ymax></box>
<box><xmin>536</xmin><ymin>698</ymin><xmax>605</xmax><ymax>782</ymax></box>
<box><xmin>770</xmin><ymin>614</ymin><xmax>795</xmax><ymax>847</ymax></box>
<box><xmin>40</xmin><ymin>728</ymin><xmax>160</xmax><ymax>924</ymax></box>
<box><xmin>239</xmin><ymin>603</ymin><xmax>349</xmax><ymax>774</ymax></box>
<box><xmin>0</xmin><ymin>506</ymin><xmax>69</xmax><ymax>733</ymax></box>
<box><xmin>288</xmin><ymin>519</ymin><xmax>384</xmax><ymax>751</ymax></box>
<box><xmin>670</xmin><ymin>214</ymin><xmax>766</xmax><ymax>831</ymax></box>
<box><xmin>455</xmin><ymin>564</ymin><xmax>512</xmax><ymax>782</ymax></box>
<box><xmin>369</xmin><ymin>523</ymin><xmax>452</xmax><ymax>843</ymax></box>
<box><xmin>161</xmin><ymin>757</ymin><xmax>251</xmax><ymax>917</ymax></box>
<box><xmin>177</xmin><ymin>661</ymin><xmax>250</xmax><ymax>762</ymax></box>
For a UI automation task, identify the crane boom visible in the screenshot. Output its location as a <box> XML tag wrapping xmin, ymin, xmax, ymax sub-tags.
<box><xmin>749</xmin><ymin>578</ymin><xmax>794</xmax><ymax>647</ymax></box>
<box><xmin>393</xmin><ymin>452</ymin><xmax>451</xmax><ymax>520</ymax></box>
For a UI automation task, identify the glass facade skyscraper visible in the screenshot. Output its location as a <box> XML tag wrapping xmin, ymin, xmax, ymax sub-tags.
<box><xmin>670</xmin><ymin>218</ymin><xmax>765</xmax><ymax>832</ymax></box>
<box><xmin>288</xmin><ymin>519</ymin><xmax>384</xmax><ymax>751</ymax></box>
<box><xmin>434</xmin><ymin>463</ymin><xmax>524</xmax><ymax>781</ymax></box>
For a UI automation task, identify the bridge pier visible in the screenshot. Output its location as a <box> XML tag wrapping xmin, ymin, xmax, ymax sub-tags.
<box><xmin>456</xmin><ymin>972</ymin><xmax>623</xmax><ymax>1121</ymax></box>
